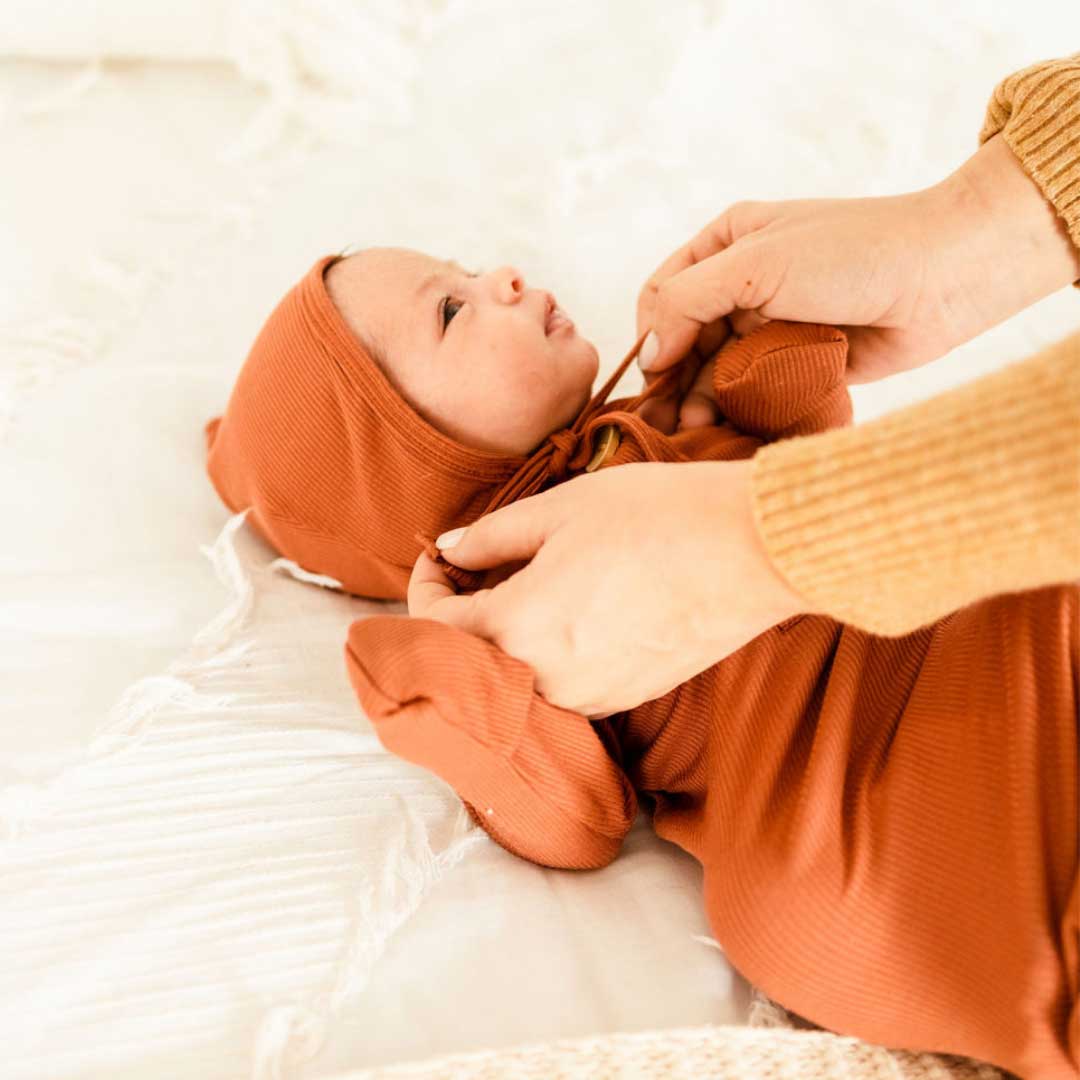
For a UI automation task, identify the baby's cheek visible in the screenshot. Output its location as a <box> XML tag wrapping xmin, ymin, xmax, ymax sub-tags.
<box><xmin>559</xmin><ymin>347</ymin><xmax>598</xmax><ymax>411</ymax></box>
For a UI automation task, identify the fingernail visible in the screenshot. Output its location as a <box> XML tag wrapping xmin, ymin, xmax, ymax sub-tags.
<box><xmin>638</xmin><ymin>330</ymin><xmax>659</xmax><ymax>370</ymax></box>
<box><xmin>436</xmin><ymin>526</ymin><xmax>466</xmax><ymax>549</ymax></box>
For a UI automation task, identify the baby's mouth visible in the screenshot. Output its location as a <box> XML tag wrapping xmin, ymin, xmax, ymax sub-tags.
<box><xmin>544</xmin><ymin>299</ymin><xmax>574</xmax><ymax>335</ymax></box>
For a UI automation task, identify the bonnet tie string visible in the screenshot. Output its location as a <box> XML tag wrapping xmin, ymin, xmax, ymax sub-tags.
<box><xmin>414</xmin><ymin>329</ymin><xmax>690</xmax><ymax>591</ymax></box>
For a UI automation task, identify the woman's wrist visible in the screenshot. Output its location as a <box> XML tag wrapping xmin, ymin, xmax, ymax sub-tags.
<box><xmin>925</xmin><ymin>134</ymin><xmax>1080</xmax><ymax>351</ymax></box>
<box><xmin>729</xmin><ymin>458</ymin><xmax>809</xmax><ymax>625</ymax></box>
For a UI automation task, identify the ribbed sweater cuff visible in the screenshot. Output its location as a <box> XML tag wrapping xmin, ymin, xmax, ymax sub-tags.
<box><xmin>979</xmin><ymin>53</ymin><xmax>1080</xmax><ymax>266</ymax></box>
<box><xmin>749</xmin><ymin>332</ymin><xmax>1080</xmax><ymax>637</ymax></box>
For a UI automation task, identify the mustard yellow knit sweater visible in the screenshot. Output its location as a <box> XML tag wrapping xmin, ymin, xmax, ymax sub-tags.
<box><xmin>751</xmin><ymin>53</ymin><xmax>1080</xmax><ymax>635</ymax></box>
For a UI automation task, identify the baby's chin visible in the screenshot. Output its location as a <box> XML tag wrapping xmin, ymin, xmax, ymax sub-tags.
<box><xmin>569</xmin><ymin>334</ymin><xmax>601</xmax><ymax>385</ymax></box>
<box><xmin>547</xmin><ymin>342</ymin><xmax>600</xmax><ymax>432</ymax></box>
<box><xmin>567</xmin><ymin>336</ymin><xmax>600</xmax><ymax>398</ymax></box>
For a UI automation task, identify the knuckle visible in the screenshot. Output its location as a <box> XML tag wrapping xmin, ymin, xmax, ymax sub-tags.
<box><xmin>469</xmin><ymin>586</ymin><xmax>499</xmax><ymax>631</ymax></box>
<box><xmin>653</xmin><ymin>277</ymin><xmax>674</xmax><ymax>318</ymax></box>
<box><xmin>638</xmin><ymin>273</ymin><xmax>661</xmax><ymax>307</ymax></box>
<box><xmin>727</xmin><ymin>199</ymin><xmax>760</xmax><ymax>225</ymax></box>
<box><xmin>490</xmin><ymin>599</ymin><xmax>535</xmax><ymax>657</ymax></box>
<box><xmin>711</xmin><ymin>203</ymin><xmax>742</xmax><ymax>240</ymax></box>
<box><xmin>721</xmin><ymin>199</ymin><xmax>773</xmax><ymax>245</ymax></box>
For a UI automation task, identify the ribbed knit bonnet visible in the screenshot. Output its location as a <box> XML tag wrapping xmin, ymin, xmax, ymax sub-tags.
<box><xmin>202</xmin><ymin>254</ymin><xmax>680</xmax><ymax>599</ymax></box>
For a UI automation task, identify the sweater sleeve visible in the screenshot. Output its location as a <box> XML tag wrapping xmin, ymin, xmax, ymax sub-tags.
<box><xmin>979</xmin><ymin>52</ymin><xmax>1080</xmax><ymax>259</ymax></box>
<box><xmin>344</xmin><ymin>614</ymin><xmax>638</xmax><ymax>870</ymax></box>
<box><xmin>749</xmin><ymin>328</ymin><xmax>1080</xmax><ymax>636</ymax></box>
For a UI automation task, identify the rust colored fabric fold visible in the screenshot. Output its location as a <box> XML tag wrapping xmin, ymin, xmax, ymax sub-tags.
<box><xmin>344</xmin><ymin>328</ymin><xmax>1079</xmax><ymax>1080</ymax></box>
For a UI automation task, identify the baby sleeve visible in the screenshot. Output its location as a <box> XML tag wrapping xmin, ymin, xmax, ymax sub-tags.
<box><xmin>344</xmin><ymin>614</ymin><xmax>638</xmax><ymax>870</ymax></box>
<box><xmin>710</xmin><ymin>321</ymin><xmax>853</xmax><ymax>440</ymax></box>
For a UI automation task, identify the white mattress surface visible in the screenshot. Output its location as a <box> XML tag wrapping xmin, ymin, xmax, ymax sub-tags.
<box><xmin>2</xmin><ymin>4</ymin><xmax>1078</xmax><ymax>1077</ymax></box>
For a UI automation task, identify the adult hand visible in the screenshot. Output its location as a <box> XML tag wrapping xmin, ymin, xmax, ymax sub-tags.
<box><xmin>635</xmin><ymin>134</ymin><xmax>1080</xmax><ymax>434</ymax></box>
<box><xmin>407</xmin><ymin>459</ymin><xmax>807</xmax><ymax>718</ymax></box>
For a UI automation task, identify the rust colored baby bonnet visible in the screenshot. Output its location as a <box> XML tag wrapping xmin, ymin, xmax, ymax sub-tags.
<box><xmin>205</xmin><ymin>254</ymin><xmax>522</xmax><ymax>598</ymax></box>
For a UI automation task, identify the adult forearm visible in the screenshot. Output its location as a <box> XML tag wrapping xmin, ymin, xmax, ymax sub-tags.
<box><xmin>925</xmin><ymin>133</ymin><xmax>1080</xmax><ymax>356</ymax></box>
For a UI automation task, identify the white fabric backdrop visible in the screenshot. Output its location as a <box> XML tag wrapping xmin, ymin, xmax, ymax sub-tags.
<box><xmin>2</xmin><ymin>3</ymin><xmax>1078</xmax><ymax>1078</ymax></box>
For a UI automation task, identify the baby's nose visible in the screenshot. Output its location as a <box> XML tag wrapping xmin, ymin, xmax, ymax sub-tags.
<box><xmin>494</xmin><ymin>265</ymin><xmax>525</xmax><ymax>301</ymax></box>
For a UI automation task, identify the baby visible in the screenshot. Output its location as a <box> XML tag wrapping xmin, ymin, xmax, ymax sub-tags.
<box><xmin>204</xmin><ymin>249</ymin><xmax>1078</xmax><ymax>1080</ymax></box>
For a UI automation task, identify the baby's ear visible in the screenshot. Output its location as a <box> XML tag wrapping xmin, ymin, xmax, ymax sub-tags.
<box><xmin>204</xmin><ymin>416</ymin><xmax>222</xmax><ymax>452</ymax></box>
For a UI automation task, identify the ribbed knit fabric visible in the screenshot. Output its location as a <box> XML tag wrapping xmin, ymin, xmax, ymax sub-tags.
<box><xmin>751</xmin><ymin>53</ymin><xmax>1080</xmax><ymax>637</ymax></box>
<box><xmin>751</xmin><ymin>329</ymin><xmax>1080</xmax><ymax>635</ymax></box>
<box><xmin>345</xmin><ymin>324</ymin><xmax>1079</xmax><ymax>1080</ymax></box>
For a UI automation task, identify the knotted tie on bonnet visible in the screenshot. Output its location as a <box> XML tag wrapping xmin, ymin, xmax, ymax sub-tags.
<box><xmin>202</xmin><ymin>253</ymin><xmax>688</xmax><ymax>599</ymax></box>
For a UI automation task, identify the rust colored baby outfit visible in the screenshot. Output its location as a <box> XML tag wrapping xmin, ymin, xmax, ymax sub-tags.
<box><xmin>206</xmin><ymin>256</ymin><xmax>1079</xmax><ymax>1080</ymax></box>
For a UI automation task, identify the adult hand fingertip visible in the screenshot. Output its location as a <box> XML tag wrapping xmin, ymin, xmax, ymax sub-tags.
<box><xmin>638</xmin><ymin>330</ymin><xmax>661</xmax><ymax>371</ymax></box>
<box><xmin>433</xmin><ymin>498</ymin><xmax>552</xmax><ymax>572</ymax></box>
<box><xmin>435</xmin><ymin>525</ymin><xmax>467</xmax><ymax>552</ymax></box>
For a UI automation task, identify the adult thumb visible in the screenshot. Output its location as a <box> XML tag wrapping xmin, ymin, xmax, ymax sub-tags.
<box><xmin>642</xmin><ymin>242</ymin><xmax>758</xmax><ymax>373</ymax></box>
<box><xmin>435</xmin><ymin>493</ymin><xmax>558</xmax><ymax>571</ymax></box>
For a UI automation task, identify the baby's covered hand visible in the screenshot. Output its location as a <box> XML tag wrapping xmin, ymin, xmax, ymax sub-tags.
<box><xmin>638</xmin><ymin>321</ymin><xmax>852</xmax><ymax>442</ymax></box>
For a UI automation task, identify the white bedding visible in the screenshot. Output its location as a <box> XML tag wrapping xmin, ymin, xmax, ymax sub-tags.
<box><xmin>2</xmin><ymin>4</ymin><xmax>1078</xmax><ymax>1077</ymax></box>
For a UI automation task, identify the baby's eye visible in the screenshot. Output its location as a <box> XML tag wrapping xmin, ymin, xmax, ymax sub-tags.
<box><xmin>442</xmin><ymin>297</ymin><xmax>463</xmax><ymax>329</ymax></box>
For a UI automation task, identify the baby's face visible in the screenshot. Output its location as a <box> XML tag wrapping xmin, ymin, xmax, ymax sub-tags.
<box><xmin>325</xmin><ymin>247</ymin><xmax>600</xmax><ymax>456</ymax></box>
